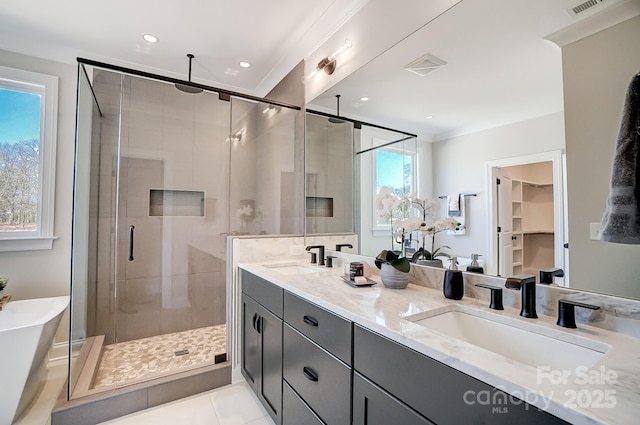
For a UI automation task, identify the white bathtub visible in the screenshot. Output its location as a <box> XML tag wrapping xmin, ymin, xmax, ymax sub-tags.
<box><xmin>0</xmin><ymin>296</ymin><xmax>69</xmax><ymax>424</ymax></box>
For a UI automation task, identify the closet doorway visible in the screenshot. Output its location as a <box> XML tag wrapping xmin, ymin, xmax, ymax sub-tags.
<box><xmin>486</xmin><ymin>151</ymin><xmax>567</xmax><ymax>285</ymax></box>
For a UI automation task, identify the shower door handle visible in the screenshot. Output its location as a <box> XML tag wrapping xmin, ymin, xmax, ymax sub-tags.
<box><xmin>128</xmin><ymin>225</ymin><xmax>135</xmax><ymax>261</ymax></box>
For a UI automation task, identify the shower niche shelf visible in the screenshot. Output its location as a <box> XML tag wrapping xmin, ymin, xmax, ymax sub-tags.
<box><xmin>306</xmin><ymin>196</ymin><xmax>334</xmax><ymax>217</ymax></box>
<box><xmin>149</xmin><ymin>189</ymin><xmax>205</xmax><ymax>217</ymax></box>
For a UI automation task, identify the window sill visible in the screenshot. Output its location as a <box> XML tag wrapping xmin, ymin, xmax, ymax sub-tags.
<box><xmin>372</xmin><ymin>228</ymin><xmax>392</xmax><ymax>237</ymax></box>
<box><xmin>0</xmin><ymin>236</ymin><xmax>58</xmax><ymax>252</ymax></box>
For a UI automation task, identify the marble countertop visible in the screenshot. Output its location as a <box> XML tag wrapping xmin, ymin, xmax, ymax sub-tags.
<box><xmin>239</xmin><ymin>260</ymin><xmax>640</xmax><ymax>425</ymax></box>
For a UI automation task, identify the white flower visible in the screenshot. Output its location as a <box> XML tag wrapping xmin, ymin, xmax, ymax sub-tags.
<box><xmin>444</xmin><ymin>217</ymin><xmax>461</xmax><ymax>230</ymax></box>
<box><xmin>396</xmin><ymin>217</ymin><xmax>425</xmax><ymax>234</ymax></box>
<box><xmin>237</xmin><ymin>204</ymin><xmax>254</xmax><ymax>220</ymax></box>
<box><xmin>375</xmin><ymin>187</ymin><xmax>402</xmax><ymax>212</ymax></box>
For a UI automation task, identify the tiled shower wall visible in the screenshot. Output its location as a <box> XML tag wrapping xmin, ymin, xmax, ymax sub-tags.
<box><xmin>306</xmin><ymin>114</ymin><xmax>354</xmax><ymax>234</ymax></box>
<box><xmin>91</xmin><ymin>71</ymin><xmax>231</xmax><ymax>344</ymax></box>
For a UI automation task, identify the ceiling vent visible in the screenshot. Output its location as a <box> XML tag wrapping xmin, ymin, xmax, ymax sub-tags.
<box><xmin>404</xmin><ymin>54</ymin><xmax>447</xmax><ymax>76</ymax></box>
<box><xmin>566</xmin><ymin>0</ymin><xmax>621</xmax><ymax>17</ymax></box>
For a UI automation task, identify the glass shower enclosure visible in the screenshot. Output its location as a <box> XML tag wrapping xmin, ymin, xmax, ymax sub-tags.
<box><xmin>69</xmin><ymin>63</ymin><xmax>302</xmax><ymax>400</ymax></box>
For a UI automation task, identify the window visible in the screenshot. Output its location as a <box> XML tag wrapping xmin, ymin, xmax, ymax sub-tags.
<box><xmin>0</xmin><ymin>65</ymin><xmax>58</xmax><ymax>251</ymax></box>
<box><xmin>374</xmin><ymin>147</ymin><xmax>416</xmax><ymax>227</ymax></box>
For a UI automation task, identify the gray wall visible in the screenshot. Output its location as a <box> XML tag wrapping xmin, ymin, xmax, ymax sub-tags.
<box><xmin>432</xmin><ymin>112</ymin><xmax>565</xmax><ymax>262</ymax></box>
<box><xmin>563</xmin><ymin>16</ymin><xmax>640</xmax><ymax>299</ymax></box>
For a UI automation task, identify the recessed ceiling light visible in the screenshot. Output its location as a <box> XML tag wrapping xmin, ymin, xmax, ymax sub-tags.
<box><xmin>239</xmin><ymin>61</ymin><xmax>251</xmax><ymax>68</ymax></box>
<box><xmin>425</xmin><ymin>115</ymin><xmax>433</xmax><ymax>119</ymax></box>
<box><xmin>143</xmin><ymin>34</ymin><xmax>159</xmax><ymax>43</ymax></box>
<box><xmin>360</xmin><ymin>97</ymin><xmax>369</xmax><ymax>102</ymax></box>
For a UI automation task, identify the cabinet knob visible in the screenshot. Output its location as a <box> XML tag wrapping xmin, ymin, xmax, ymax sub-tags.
<box><xmin>303</xmin><ymin>366</ymin><xmax>319</xmax><ymax>382</ymax></box>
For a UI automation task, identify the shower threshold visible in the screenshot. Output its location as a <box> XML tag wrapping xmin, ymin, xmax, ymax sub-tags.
<box><xmin>53</xmin><ymin>324</ymin><xmax>230</xmax><ymax>425</ymax></box>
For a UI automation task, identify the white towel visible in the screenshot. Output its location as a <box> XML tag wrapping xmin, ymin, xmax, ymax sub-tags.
<box><xmin>448</xmin><ymin>194</ymin><xmax>460</xmax><ymax>216</ymax></box>
<box><xmin>447</xmin><ymin>194</ymin><xmax>466</xmax><ymax>235</ymax></box>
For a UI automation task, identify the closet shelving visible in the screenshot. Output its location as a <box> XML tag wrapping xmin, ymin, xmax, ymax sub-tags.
<box><xmin>511</xmin><ymin>179</ymin><xmax>554</xmax><ymax>275</ymax></box>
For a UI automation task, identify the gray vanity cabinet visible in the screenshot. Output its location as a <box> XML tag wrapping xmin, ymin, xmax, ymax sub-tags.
<box><xmin>282</xmin><ymin>292</ymin><xmax>353</xmax><ymax>425</ymax></box>
<box><xmin>353</xmin><ymin>325</ymin><xmax>569</xmax><ymax>425</ymax></box>
<box><xmin>241</xmin><ymin>270</ymin><xmax>284</xmax><ymax>425</ymax></box>
<box><xmin>353</xmin><ymin>372</ymin><xmax>435</xmax><ymax>425</ymax></box>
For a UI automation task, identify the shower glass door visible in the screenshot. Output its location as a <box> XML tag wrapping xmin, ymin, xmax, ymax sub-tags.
<box><xmin>71</xmin><ymin>65</ymin><xmax>302</xmax><ymax>398</ymax></box>
<box><xmin>104</xmin><ymin>74</ymin><xmax>231</xmax><ymax>388</ymax></box>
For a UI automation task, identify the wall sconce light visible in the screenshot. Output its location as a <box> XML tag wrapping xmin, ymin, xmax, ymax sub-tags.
<box><xmin>316</xmin><ymin>57</ymin><xmax>337</xmax><ymax>75</ymax></box>
<box><xmin>305</xmin><ymin>39</ymin><xmax>353</xmax><ymax>81</ymax></box>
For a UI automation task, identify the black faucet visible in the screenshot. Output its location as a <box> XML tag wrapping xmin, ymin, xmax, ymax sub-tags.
<box><xmin>557</xmin><ymin>299</ymin><xmax>600</xmax><ymax>328</ymax></box>
<box><xmin>539</xmin><ymin>268</ymin><xmax>564</xmax><ymax>284</ymax></box>
<box><xmin>305</xmin><ymin>245</ymin><xmax>325</xmax><ymax>266</ymax></box>
<box><xmin>505</xmin><ymin>274</ymin><xmax>537</xmax><ymax>318</ymax></box>
<box><xmin>335</xmin><ymin>243</ymin><xmax>353</xmax><ymax>252</ymax></box>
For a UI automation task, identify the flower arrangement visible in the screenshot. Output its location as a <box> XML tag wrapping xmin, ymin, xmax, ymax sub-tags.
<box><xmin>412</xmin><ymin>217</ymin><xmax>462</xmax><ymax>263</ymax></box>
<box><xmin>375</xmin><ymin>188</ymin><xmax>462</xmax><ymax>267</ymax></box>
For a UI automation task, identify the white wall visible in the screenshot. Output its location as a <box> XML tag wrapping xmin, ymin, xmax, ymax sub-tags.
<box><xmin>0</xmin><ymin>49</ymin><xmax>76</xmax><ymax>345</ymax></box>
<box><xmin>432</xmin><ymin>112</ymin><xmax>565</xmax><ymax>262</ymax></box>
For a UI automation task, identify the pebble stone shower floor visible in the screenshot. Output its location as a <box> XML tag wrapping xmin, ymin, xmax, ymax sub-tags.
<box><xmin>93</xmin><ymin>324</ymin><xmax>227</xmax><ymax>389</ymax></box>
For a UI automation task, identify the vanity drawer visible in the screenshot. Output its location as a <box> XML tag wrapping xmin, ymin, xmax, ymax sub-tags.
<box><xmin>283</xmin><ymin>380</ymin><xmax>325</xmax><ymax>425</ymax></box>
<box><xmin>241</xmin><ymin>270</ymin><xmax>283</xmax><ymax>317</ymax></box>
<box><xmin>353</xmin><ymin>325</ymin><xmax>569</xmax><ymax>425</ymax></box>
<box><xmin>284</xmin><ymin>291</ymin><xmax>352</xmax><ymax>364</ymax></box>
<box><xmin>283</xmin><ymin>324</ymin><xmax>351</xmax><ymax>425</ymax></box>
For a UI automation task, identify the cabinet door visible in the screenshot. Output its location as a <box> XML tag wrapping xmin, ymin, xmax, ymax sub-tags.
<box><xmin>257</xmin><ymin>304</ymin><xmax>283</xmax><ymax>424</ymax></box>
<box><xmin>353</xmin><ymin>373</ymin><xmax>434</xmax><ymax>425</ymax></box>
<box><xmin>241</xmin><ymin>294</ymin><xmax>260</xmax><ymax>388</ymax></box>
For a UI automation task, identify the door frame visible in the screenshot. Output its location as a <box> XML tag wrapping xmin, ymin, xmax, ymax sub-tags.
<box><xmin>485</xmin><ymin>150</ymin><xmax>567</xmax><ymax>285</ymax></box>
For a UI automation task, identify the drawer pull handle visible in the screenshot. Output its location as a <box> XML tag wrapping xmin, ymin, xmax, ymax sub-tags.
<box><xmin>302</xmin><ymin>366</ymin><xmax>319</xmax><ymax>382</ymax></box>
<box><xmin>252</xmin><ymin>313</ymin><xmax>258</xmax><ymax>331</ymax></box>
<box><xmin>303</xmin><ymin>315</ymin><xmax>319</xmax><ymax>327</ymax></box>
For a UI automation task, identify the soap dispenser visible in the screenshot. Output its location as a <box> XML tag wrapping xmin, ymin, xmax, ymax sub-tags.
<box><xmin>466</xmin><ymin>253</ymin><xmax>484</xmax><ymax>274</ymax></box>
<box><xmin>443</xmin><ymin>257</ymin><xmax>464</xmax><ymax>300</ymax></box>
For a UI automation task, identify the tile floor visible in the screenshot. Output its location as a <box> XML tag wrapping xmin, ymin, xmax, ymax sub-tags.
<box><xmin>15</xmin><ymin>360</ymin><xmax>274</xmax><ymax>425</ymax></box>
<box><xmin>97</xmin><ymin>382</ymin><xmax>275</xmax><ymax>425</ymax></box>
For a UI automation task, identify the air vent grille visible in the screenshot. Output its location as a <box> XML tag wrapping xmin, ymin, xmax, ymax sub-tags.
<box><xmin>566</xmin><ymin>0</ymin><xmax>620</xmax><ymax>17</ymax></box>
<box><xmin>404</xmin><ymin>54</ymin><xmax>447</xmax><ymax>77</ymax></box>
<box><xmin>572</xmin><ymin>0</ymin><xmax>599</xmax><ymax>14</ymax></box>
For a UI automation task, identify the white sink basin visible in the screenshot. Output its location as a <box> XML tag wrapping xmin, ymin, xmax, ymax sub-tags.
<box><xmin>405</xmin><ymin>305</ymin><xmax>610</xmax><ymax>370</ymax></box>
<box><xmin>263</xmin><ymin>263</ymin><xmax>320</xmax><ymax>275</ymax></box>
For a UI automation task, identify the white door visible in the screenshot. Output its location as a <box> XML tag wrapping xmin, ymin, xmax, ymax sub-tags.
<box><xmin>497</xmin><ymin>172</ymin><xmax>513</xmax><ymax>276</ymax></box>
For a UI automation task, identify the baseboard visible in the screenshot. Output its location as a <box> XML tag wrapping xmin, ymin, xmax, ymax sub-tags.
<box><xmin>49</xmin><ymin>341</ymin><xmax>68</xmax><ymax>363</ymax></box>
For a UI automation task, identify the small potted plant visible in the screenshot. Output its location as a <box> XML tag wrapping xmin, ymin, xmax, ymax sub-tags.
<box><xmin>375</xmin><ymin>250</ymin><xmax>410</xmax><ymax>289</ymax></box>
<box><xmin>412</xmin><ymin>217</ymin><xmax>462</xmax><ymax>267</ymax></box>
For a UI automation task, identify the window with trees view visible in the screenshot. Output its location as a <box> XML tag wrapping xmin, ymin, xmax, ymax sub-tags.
<box><xmin>0</xmin><ymin>65</ymin><xmax>57</xmax><ymax>251</ymax></box>
<box><xmin>375</xmin><ymin>147</ymin><xmax>415</xmax><ymax>226</ymax></box>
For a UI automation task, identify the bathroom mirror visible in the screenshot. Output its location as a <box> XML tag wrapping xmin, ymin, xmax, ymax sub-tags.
<box><xmin>306</xmin><ymin>0</ymin><xmax>640</xmax><ymax>300</ymax></box>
